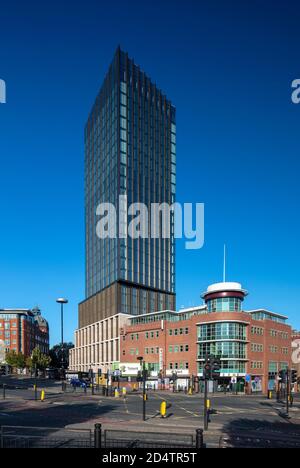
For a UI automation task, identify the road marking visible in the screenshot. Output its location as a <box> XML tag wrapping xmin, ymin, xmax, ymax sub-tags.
<box><xmin>152</xmin><ymin>392</ymin><xmax>199</xmax><ymax>418</ymax></box>
<box><xmin>123</xmin><ymin>398</ymin><xmax>129</xmax><ymax>414</ymax></box>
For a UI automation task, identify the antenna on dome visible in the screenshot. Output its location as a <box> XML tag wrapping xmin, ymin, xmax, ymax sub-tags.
<box><xmin>223</xmin><ymin>244</ymin><xmax>226</xmax><ymax>283</ymax></box>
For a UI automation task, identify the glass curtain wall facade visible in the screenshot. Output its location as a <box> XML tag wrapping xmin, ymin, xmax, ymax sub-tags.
<box><xmin>82</xmin><ymin>48</ymin><xmax>176</xmax><ymax>326</ymax></box>
<box><xmin>207</xmin><ymin>297</ymin><xmax>242</xmax><ymax>313</ymax></box>
<box><xmin>197</xmin><ymin>322</ymin><xmax>248</xmax><ymax>375</ymax></box>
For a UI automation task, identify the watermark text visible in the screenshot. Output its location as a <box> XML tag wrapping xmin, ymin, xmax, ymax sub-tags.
<box><xmin>0</xmin><ymin>79</ymin><xmax>6</xmax><ymax>104</ymax></box>
<box><xmin>96</xmin><ymin>197</ymin><xmax>205</xmax><ymax>250</ymax></box>
<box><xmin>291</xmin><ymin>79</ymin><xmax>300</xmax><ymax>104</ymax></box>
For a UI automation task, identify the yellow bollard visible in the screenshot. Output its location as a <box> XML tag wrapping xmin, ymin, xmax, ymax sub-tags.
<box><xmin>188</xmin><ymin>387</ymin><xmax>193</xmax><ymax>395</ymax></box>
<box><xmin>206</xmin><ymin>399</ymin><xmax>210</xmax><ymax>410</ymax></box>
<box><xmin>40</xmin><ymin>390</ymin><xmax>45</xmax><ymax>402</ymax></box>
<box><xmin>160</xmin><ymin>401</ymin><xmax>167</xmax><ymax>418</ymax></box>
<box><xmin>122</xmin><ymin>387</ymin><xmax>127</xmax><ymax>398</ymax></box>
<box><xmin>115</xmin><ymin>389</ymin><xmax>119</xmax><ymax>398</ymax></box>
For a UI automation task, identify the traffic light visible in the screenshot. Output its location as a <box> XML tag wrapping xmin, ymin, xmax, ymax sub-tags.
<box><xmin>137</xmin><ymin>369</ymin><xmax>148</xmax><ymax>382</ymax></box>
<box><xmin>203</xmin><ymin>362</ymin><xmax>212</xmax><ymax>380</ymax></box>
<box><xmin>291</xmin><ymin>370</ymin><xmax>298</xmax><ymax>384</ymax></box>
<box><xmin>203</xmin><ymin>355</ymin><xmax>221</xmax><ymax>380</ymax></box>
<box><xmin>98</xmin><ymin>369</ymin><xmax>102</xmax><ymax>378</ymax></box>
<box><xmin>212</xmin><ymin>358</ymin><xmax>221</xmax><ymax>380</ymax></box>
<box><xmin>278</xmin><ymin>369</ymin><xmax>287</xmax><ymax>382</ymax></box>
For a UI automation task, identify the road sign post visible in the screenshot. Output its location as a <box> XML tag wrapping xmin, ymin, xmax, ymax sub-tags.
<box><xmin>142</xmin><ymin>363</ymin><xmax>147</xmax><ymax>421</ymax></box>
<box><xmin>204</xmin><ymin>377</ymin><xmax>208</xmax><ymax>431</ymax></box>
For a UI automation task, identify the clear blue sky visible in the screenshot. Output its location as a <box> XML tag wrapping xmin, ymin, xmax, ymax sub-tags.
<box><xmin>0</xmin><ymin>0</ymin><xmax>299</xmax><ymax>346</ymax></box>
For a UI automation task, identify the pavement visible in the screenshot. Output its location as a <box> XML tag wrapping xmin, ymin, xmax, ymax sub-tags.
<box><xmin>1</xmin><ymin>377</ymin><xmax>300</xmax><ymax>448</ymax></box>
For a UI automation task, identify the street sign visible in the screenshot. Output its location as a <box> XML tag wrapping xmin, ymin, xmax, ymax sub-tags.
<box><xmin>245</xmin><ymin>374</ymin><xmax>251</xmax><ymax>383</ymax></box>
<box><xmin>231</xmin><ymin>377</ymin><xmax>237</xmax><ymax>384</ymax></box>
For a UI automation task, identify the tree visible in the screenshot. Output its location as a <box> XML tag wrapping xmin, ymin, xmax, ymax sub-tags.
<box><xmin>49</xmin><ymin>342</ymin><xmax>74</xmax><ymax>369</ymax></box>
<box><xmin>29</xmin><ymin>348</ymin><xmax>51</xmax><ymax>371</ymax></box>
<box><xmin>5</xmin><ymin>350</ymin><xmax>18</xmax><ymax>368</ymax></box>
<box><xmin>25</xmin><ymin>356</ymin><xmax>33</xmax><ymax>370</ymax></box>
<box><xmin>15</xmin><ymin>353</ymin><xmax>26</xmax><ymax>369</ymax></box>
<box><xmin>5</xmin><ymin>351</ymin><xmax>26</xmax><ymax>370</ymax></box>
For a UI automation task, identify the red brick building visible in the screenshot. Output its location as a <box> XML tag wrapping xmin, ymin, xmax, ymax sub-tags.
<box><xmin>291</xmin><ymin>330</ymin><xmax>300</xmax><ymax>391</ymax></box>
<box><xmin>0</xmin><ymin>307</ymin><xmax>49</xmax><ymax>362</ymax></box>
<box><xmin>120</xmin><ymin>282</ymin><xmax>292</xmax><ymax>393</ymax></box>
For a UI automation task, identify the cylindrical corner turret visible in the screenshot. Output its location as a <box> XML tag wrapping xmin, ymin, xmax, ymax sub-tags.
<box><xmin>202</xmin><ymin>282</ymin><xmax>248</xmax><ymax>313</ymax></box>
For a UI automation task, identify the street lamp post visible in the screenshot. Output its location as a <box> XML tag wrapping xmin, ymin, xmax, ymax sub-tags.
<box><xmin>56</xmin><ymin>298</ymin><xmax>68</xmax><ymax>391</ymax></box>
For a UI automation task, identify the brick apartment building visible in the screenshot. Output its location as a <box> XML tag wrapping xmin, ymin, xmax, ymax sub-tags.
<box><xmin>120</xmin><ymin>282</ymin><xmax>292</xmax><ymax>394</ymax></box>
<box><xmin>0</xmin><ymin>307</ymin><xmax>49</xmax><ymax>362</ymax></box>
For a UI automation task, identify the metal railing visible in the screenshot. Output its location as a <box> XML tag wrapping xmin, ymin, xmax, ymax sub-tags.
<box><xmin>1</xmin><ymin>424</ymin><xmax>205</xmax><ymax>449</ymax></box>
<box><xmin>103</xmin><ymin>428</ymin><xmax>197</xmax><ymax>449</ymax></box>
<box><xmin>1</xmin><ymin>426</ymin><xmax>93</xmax><ymax>449</ymax></box>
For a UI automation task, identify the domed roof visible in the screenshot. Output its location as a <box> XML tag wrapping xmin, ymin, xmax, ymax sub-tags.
<box><xmin>35</xmin><ymin>315</ymin><xmax>48</xmax><ymax>327</ymax></box>
<box><xmin>32</xmin><ymin>306</ymin><xmax>49</xmax><ymax>329</ymax></box>
<box><xmin>202</xmin><ymin>282</ymin><xmax>248</xmax><ymax>299</ymax></box>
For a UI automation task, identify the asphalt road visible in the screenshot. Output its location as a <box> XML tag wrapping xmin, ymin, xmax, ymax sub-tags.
<box><xmin>1</xmin><ymin>377</ymin><xmax>300</xmax><ymax>448</ymax></box>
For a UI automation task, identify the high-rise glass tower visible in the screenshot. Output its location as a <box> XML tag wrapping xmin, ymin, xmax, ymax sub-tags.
<box><xmin>79</xmin><ymin>48</ymin><xmax>176</xmax><ymax>328</ymax></box>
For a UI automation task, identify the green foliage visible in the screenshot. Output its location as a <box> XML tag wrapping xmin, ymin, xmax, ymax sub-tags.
<box><xmin>5</xmin><ymin>350</ymin><xmax>26</xmax><ymax>369</ymax></box>
<box><xmin>6</xmin><ymin>348</ymin><xmax>51</xmax><ymax>371</ymax></box>
<box><xmin>30</xmin><ymin>348</ymin><xmax>51</xmax><ymax>370</ymax></box>
<box><xmin>49</xmin><ymin>342</ymin><xmax>74</xmax><ymax>368</ymax></box>
<box><xmin>25</xmin><ymin>356</ymin><xmax>33</xmax><ymax>369</ymax></box>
